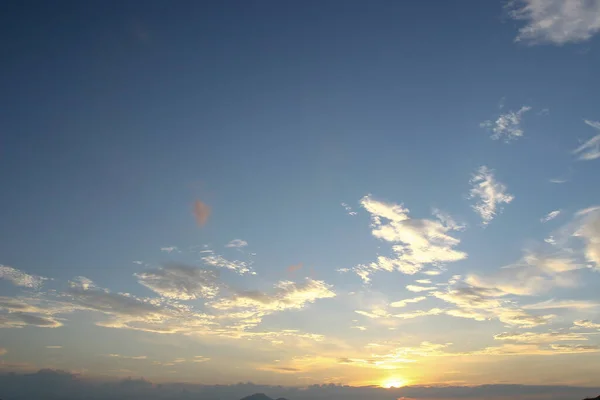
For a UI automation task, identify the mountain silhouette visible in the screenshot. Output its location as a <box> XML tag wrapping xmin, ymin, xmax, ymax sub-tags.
<box><xmin>240</xmin><ymin>393</ymin><xmax>288</xmax><ymax>400</ymax></box>
<box><xmin>583</xmin><ymin>396</ymin><xmax>600</xmax><ymax>400</ymax></box>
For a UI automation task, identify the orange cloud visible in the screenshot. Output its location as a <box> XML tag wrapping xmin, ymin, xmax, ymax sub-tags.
<box><xmin>288</xmin><ymin>263</ymin><xmax>303</xmax><ymax>273</ymax></box>
<box><xmin>193</xmin><ymin>200</ymin><xmax>211</xmax><ymax>226</ymax></box>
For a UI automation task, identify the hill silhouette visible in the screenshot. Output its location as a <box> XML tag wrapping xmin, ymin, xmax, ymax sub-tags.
<box><xmin>241</xmin><ymin>394</ymin><xmax>288</xmax><ymax>400</ymax></box>
<box><xmin>583</xmin><ymin>396</ymin><xmax>600</xmax><ymax>400</ymax></box>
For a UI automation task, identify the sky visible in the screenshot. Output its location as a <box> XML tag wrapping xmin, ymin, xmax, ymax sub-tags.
<box><xmin>1</xmin><ymin>0</ymin><xmax>600</xmax><ymax>392</ymax></box>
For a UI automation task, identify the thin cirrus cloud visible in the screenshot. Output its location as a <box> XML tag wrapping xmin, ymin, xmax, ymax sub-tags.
<box><xmin>209</xmin><ymin>278</ymin><xmax>336</xmax><ymax>314</ymax></box>
<box><xmin>507</xmin><ymin>0</ymin><xmax>600</xmax><ymax>45</ymax></box>
<box><xmin>480</xmin><ymin>105</ymin><xmax>531</xmax><ymax>142</ymax></box>
<box><xmin>493</xmin><ymin>331</ymin><xmax>588</xmax><ymax>343</ymax></box>
<box><xmin>350</xmin><ymin>195</ymin><xmax>466</xmax><ymax>282</ymax></box>
<box><xmin>389</xmin><ymin>296</ymin><xmax>427</xmax><ymax>308</ymax></box>
<box><xmin>469</xmin><ymin>166</ymin><xmax>514</xmax><ymax>225</ymax></box>
<box><xmin>193</xmin><ymin>200</ymin><xmax>211</xmax><ymax>226</ymax></box>
<box><xmin>406</xmin><ymin>285</ymin><xmax>436</xmax><ymax>293</ymax></box>
<box><xmin>573</xmin><ymin>320</ymin><xmax>600</xmax><ymax>329</ymax></box>
<box><xmin>135</xmin><ymin>264</ymin><xmax>221</xmax><ymax>300</ymax></box>
<box><xmin>573</xmin><ymin>206</ymin><xmax>600</xmax><ymax>269</ymax></box>
<box><xmin>522</xmin><ymin>299</ymin><xmax>600</xmax><ymax>310</ymax></box>
<box><xmin>201</xmin><ymin>254</ymin><xmax>253</xmax><ymax>275</ymax></box>
<box><xmin>541</xmin><ymin>210</ymin><xmax>561</xmax><ymax>223</ymax></box>
<box><xmin>572</xmin><ymin>120</ymin><xmax>600</xmax><ymax>161</ymax></box>
<box><xmin>225</xmin><ymin>239</ymin><xmax>248</xmax><ymax>248</ymax></box>
<box><xmin>0</xmin><ymin>265</ymin><xmax>47</xmax><ymax>289</ymax></box>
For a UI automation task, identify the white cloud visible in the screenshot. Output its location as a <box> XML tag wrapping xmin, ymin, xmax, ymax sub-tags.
<box><xmin>465</xmin><ymin>253</ymin><xmax>580</xmax><ymax>296</ymax></box>
<box><xmin>432</xmin><ymin>285</ymin><xmax>554</xmax><ymax>327</ymax></box>
<box><xmin>0</xmin><ymin>265</ymin><xmax>47</xmax><ymax>289</ymax></box>
<box><xmin>508</xmin><ymin>0</ymin><xmax>600</xmax><ymax>45</ymax></box>
<box><xmin>210</xmin><ymin>278</ymin><xmax>335</xmax><ymax>315</ymax></box>
<box><xmin>522</xmin><ymin>299</ymin><xmax>599</xmax><ymax>310</ymax></box>
<box><xmin>135</xmin><ymin>264</ymin><xmax>220</xmax><ymax>300</ymax></box>
<box><xmin>105</xmin><ymin>354</ymin><xmax>148</xmax><ymax>360</ymax></box>
<box><xmin>341</xmin><ymin>202</ymin><xmax>357</xmax><ymax>216</ymax></box>
<box><xmin>469</xmin><ymin>166</ymin><xmax>514</xmax><ymax>225</ymax></box>
<box><xmin>46</xmin><ymin>346</ymin><xmax>62</xmax><ymax>349</ymax></box>
<box><xmin>160</xmin><ymin>246</ymin><xmax>179</xmax><ymax>254</ymax></box>
<box><xmin>573</xmin><ymin>319</ymin><xmax>600</xmax><ymax>329</ymax></box>
<box><xmin>480</xmin><ymin>106</ymin><xmax>531</xmax><ymax>142</ymax></box>
<box><xmin>64</xmin><ymin>277</ymin><xmax>216</xmax><ymax>334</ymax></box>
<box><xmin>201</xmin><ymin>254</ymin><xmax>252</xmax><ymax>275</ymax></box>
<box><xmin>394</xmin><ymin>308</ymin><xmax>445</xmax><ymax>319</ymax></box>
<box><xmin>225</xmin><ymin>239</ymin><xmax>248</xmax><ymax>248</ymax></box>
<box><xmin>541</xmin><ymin>210</ymin><xmax>561</xmax><ymax>223</ymax></box>
<box><xmin>572</xmin><ymin>120</ymin><xmax>600</xmax><ymax>160</ymax></box>
<box><xmin>352</xmin><ymin>196</ymin><xmax>466</xmax><ymax>281</ymax></box>
<box><xmin>355</xmin><ymin>308</ymin><xmax>391</xmax><ymax>319</ymax></box>
<box><xmin>415</xmin><ymin>279</ymin><xmax>432</xmax><ymax>284</ymax></box>
<box><xmin>573</xmin><ymin>206</ymin><xmax>600</xmax><ymax>269</ymax></box>
<box><xmin>406</xmin><ymin>284</ymin><xmax>436</xmax><ymax>292</ymax></box>
<box><xmin>494</xmin><ymin>331</ymin><xmax>588</xmax><ymax>343</ymax></box>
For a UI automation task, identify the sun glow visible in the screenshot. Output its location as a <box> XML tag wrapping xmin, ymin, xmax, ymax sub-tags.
<box><xmin>382</xmin><ymin>378</ymin><xmax>407</xmax><ymax>388</ymax></box>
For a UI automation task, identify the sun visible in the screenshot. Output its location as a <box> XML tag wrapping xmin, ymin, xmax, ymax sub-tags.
<box><xmin>382</xmin><ymin>378</ymin><xmax>407</xmax><ymax>388</ymax></box>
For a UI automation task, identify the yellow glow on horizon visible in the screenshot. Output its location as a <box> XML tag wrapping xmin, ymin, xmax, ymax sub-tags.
<box><xmin>381</xmin><ymin>377</ymin><xmax>407</xmax><ymax>388</ymax></box>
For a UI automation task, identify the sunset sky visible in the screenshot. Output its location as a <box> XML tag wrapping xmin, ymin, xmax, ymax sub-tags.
<box><xmin>1</xmin><ymin>0</ymin><xmax>600</xmax><ymax>389</ymax></box>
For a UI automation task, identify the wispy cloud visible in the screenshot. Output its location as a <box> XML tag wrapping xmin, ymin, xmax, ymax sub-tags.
<box><xmin>465</xmin><ymin>253</ymin><xmax>580</xmax><ymax>296</ymax></box>
<box><xmin>0</xmin><ymin>265</ymin><xmax>47</xmax><ymax>289</ymax></box>
<box><xmin>480</xmin><ymin>106</ymin><xmax>531</xmax><ymax>142</ymax></box>
<box><xmin>193</xmin><ymin>200</ymin><xmax>211</xmax><ymax>226</ymax></box>
<box><xmin>352</xmin><ymin>196</ymin><xmax>466</xmax><ymax>282</ymax></box>
<box><xmin>160</xmin><ymin>246</ymin><xmax>179</xmax><ymax>254</ymax></box>
<box><xmin>494</xmin><ymin>331</ymin><xmax>588</xmax><ymax>343</ymax></box>
<box><xmin>406</xmin><ymin>285</ymin><xmax>436</xmax><ymax>292</ymax></box>
<box><xmin>210</xmin><ymin>278</ymin><xmax>335</xmax><ymax>315</ymax></box>
<box><xmin>573</xmin><ymin>319</ymin><xmax>600</xmax><ymax>329</ymax></box>
<box><xmin>541</xmin><ymin>210</ymin><xmax>561</xmax><ymax>223</ymax></box>
<box><xmin>469</xmin><ymin>166</ymin><xmax>514</xmax><ymax>225</ymax></box>
<box><xmin>341</xmin><ymin>202</ymin><xmax>357</xmax><ymax>216</ymax></box>
<box><xmin>46</xmin><ymin>346</ymin><xmax>62</xmax><ymax>349</ymax></box>
<box><xmin>522</xmin><ymin>299</ymin><xmax>599</xmax><ymax>310</ymax></box>
<box><xmin>573</xmin><ymin>206</ymin><xmax>600</xmax><ymax>269</ymax></box>
<box><xmin>105</xmin><ymin>354</ymin><xmax>148</xmax><ymax>360</ymax></box>
<box><xmin>390</xmin><ymin>296</ymin><xmax>426</xmax><ymax>308</ymax></box>
<box><xmin>201</xmin><ymin>254</ymin><xmax>253</xmax><ymax>275</ymax></box>
<box><xmin>135</xmin><ymin>264</ymin><xmax>220</xmax><ymax>300</ymax></box>
<box><xmin>508</xmin><ymin>0</ymin><xmax>600</xmax><ymax>45</ymax></box>
<box><xmin>225</xmin><ymin>239</ymin><xmax>248</xmax><ymax>248</ymax></box>
<box><xmin>572</xmin><ymin>120</ymin><xmax>600</xmax><ymax>161</ymax></box>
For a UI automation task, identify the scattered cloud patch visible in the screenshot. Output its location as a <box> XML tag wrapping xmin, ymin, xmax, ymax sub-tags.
<box><xmin>0</xmin><ymin>265</ymin><xmax>47</xmax><ymax>289</ymax></box>
<box><xmin>469</xmin><ymin>166</ymin><xmax>514</xmax><ymax>225</ymax></box>
<box><xmin>225</xmin><ymin>239</ymin><xmax>248</xmax><ymax>248</ymax></box>
<box><xmin>160</xmin><ymin>246</ymin><xmax>179</xmax><ymax>254</ymax></box>
<box><xmin>508</xmin><ymin>0</ymin><xmax>600</xmax><ymax>45</ymax></box>
<box><xmin>352</xmin><ymin>196</ymin><xmax>466</xmax><ymax>282</ymax></box>
<box><xmin>494</xmin><ymin>331</ymin><xmax>588</xmax><ymax>343</ymax></box>
<box><xmin>480</xmin><ymin>106</ymin><xmax>531</xmax><ymax>142</ymax></box>
<box><xmin>406</xmin><ymin>285</ymin><xmax>436</xmax><ymax>293</ymax></box>
<box><xmin>341</xmin><ymin>202</ymin><xmax>357</xmax><ymax>216</ymax></box>
<box><xmin>573</xmin><ymin>319</ymin><xmax>600</xmax><ymax>329</ymax></box>
<box><xmin>201</xmin><ymin>254</ymin><xmax>252</xmax><ymax>275</ymax></box>
<box><xmin>390</xmin><ymin>296</ymin><xmax>427</xmax><ymax>308</ymax></box>
<box><xmin>522</xmin><ymin>299</ymin><xmax>599</xmax><ymax>310</ymax></box>
<box><xmin>541</xmin><ymin>210</ymin><xmax>561</xmax><ymax>223</ymax></box>
<box><xmin>210</xmin><ymin>278</ymin><xmax>335</xmax><ymax>315</ymax></box>
<box><xmin>135</xmin><ymin>264</ymin><xmax>220</xmax><ymax>300</ymax></box>
<box><xmin>572</xmin><ymin>120</ymin><xmax>600</xmax><ymax>161</ymax></box>
<box><xmin>193</xmin><ymin>200</ymin><xmax>211</xmax><ymax>226</ymax></box>
<box><xmin>573</xmin><ymin>206</ymin><xmax>600</xmax><ymax>269</ymax></box>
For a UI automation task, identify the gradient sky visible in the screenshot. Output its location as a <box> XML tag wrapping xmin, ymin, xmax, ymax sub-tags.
<box><xmin>1</xmin><ymin>0</ymin><xmax>600</xmax><ymax>389</ymax></box>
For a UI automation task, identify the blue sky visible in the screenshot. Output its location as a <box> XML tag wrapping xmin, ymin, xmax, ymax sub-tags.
<box><xmin>1</xmin><ymin>0</ymin><xmax>600</xmax><ymax>388</ymax></box>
